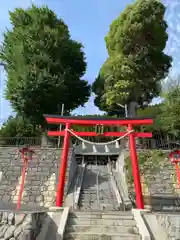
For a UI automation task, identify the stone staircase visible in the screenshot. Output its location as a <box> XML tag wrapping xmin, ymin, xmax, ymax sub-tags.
<box><xmin>78</xmin><ymin>164</ymin><xmax>119</xmax><ymax>211</ymax></box>
<box><xmin>64</xmin><ymin>210</ymin><xmax>141</xmax><ymax>240</ymax></box>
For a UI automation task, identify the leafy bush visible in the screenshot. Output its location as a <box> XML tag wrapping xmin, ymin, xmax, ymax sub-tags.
<box><xmin>125</xmin><ymin>150</ymin><xmax>168</xmax><ymax>185</ymax></box>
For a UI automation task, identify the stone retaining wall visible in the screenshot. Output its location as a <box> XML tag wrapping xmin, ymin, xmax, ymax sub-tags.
<box><xmin>0</xmin><ymin>209</ymin><xmax>65</xmax><ymax>240</ymax></box>
<box><xmin>0</xmin><ymin>211</ymin><xmax>46</xmax><ymax>240</ymax></box>
<box><xmin>157</xmin><ymin>213</ymin><xmax>180</xmax><ymax>240</ymax></box>
<box><xmin>0</xmin><ymin>147</ymin><xmax>77</xmax><ymax>208</ymax></box>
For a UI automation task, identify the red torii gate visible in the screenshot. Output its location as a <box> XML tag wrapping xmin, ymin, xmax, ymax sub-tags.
<box><xmin>44</xmin><ymin>115</ymin><xmax>153</xmax><ymax>209</ymax></box>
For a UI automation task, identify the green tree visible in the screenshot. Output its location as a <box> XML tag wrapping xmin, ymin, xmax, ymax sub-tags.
<box><xmin>92</xmin><ymin>0</ymin><xmax>172</xmax><ymax>116</ymax></box>
<box><xmin>137</xmin><ymin>104</ymin><xmax>163</xmax><ymax>132</ymax></box>
<box><xmin>0</xmin><ymin>115</ymin><xmax>41</xmax><ymax>138</ymax></box>
<box><xmin>0</xmin><ymin>5</ymin><xmax>90</xmax><ymax>126</ymax></box>
<box><xmin>160</xmin><ymin>77</ymin><xmax>180</xmax><ymax>136</ymax></box>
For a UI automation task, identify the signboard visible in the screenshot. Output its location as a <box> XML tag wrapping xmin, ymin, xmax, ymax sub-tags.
<box><xmin>95</xmin><ymin>124</ymin><xmax>104</xmax><ymax>135</ymax></box>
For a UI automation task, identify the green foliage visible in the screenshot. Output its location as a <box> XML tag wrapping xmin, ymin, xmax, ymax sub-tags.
<box><xmin>137</xmin><ymin>104</ymin><xmax>162</xmax><ymax>118</ymax></box>
<box><xmin>125</xmin><ymin>150</ymin><xmax>167</xmax><ymax>185</ymax></box>
<box><xmin>160</xmin><ymin>86</ymin><xmax>180</xmax><ymax>136</ymax></box>
<box><xmin>71</xmin><ymin>114</ymin><xmax>124</xmax><ymax>132</ymax></box>
<box><xmin>137</xmin><ymin>104</ymin><xmax>163</xmax><ymax>132</ymax></box>
<box><xmin>0</xmin><ymin>115</ymin><xmax>42</xmax><ymax>138</ymax></box>
<box><xmin>92</xmin><ymin>0</ymin><xmax>172</xmax><ymax>111</ymax></box>
<box><xmin>0</xmin><ymin>5</ymin><xmax>90</xmax><ymax>126</ymax></box>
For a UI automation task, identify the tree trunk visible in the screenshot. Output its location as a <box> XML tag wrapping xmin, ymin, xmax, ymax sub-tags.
<box><xmin>128</xmin><ymin>101</ymin><xmax>138</xmax><ymax>117</ymax></box>
<box><xmin>128</xmin><ymin>101</ymin><xmax>139</xmax><ymax>148</ymax></box>
<box><xmin>41</xmin><ymin>132</ymin><xmax>54</xmax><ymax>148</ymax></box>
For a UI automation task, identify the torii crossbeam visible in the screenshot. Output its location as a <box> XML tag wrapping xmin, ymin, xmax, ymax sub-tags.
<box><xmin>44</xmin><ymin>114</ymin><xmax>153</xmax><ymax>209</ymax></box>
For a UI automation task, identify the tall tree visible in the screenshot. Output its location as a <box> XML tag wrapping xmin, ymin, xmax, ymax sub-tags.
<box><xmin>0</xmin><ymin>5</ymin><xmax>90</xmax><ymax>126</ymax></box>
<box><xmin>0</xmin><ymin>115</ymin><xmax>41</xmax><ymax>138</ymax></box>
<box><xmin>137</xmin><ymin>104</ymin><xmax>163</xmax><ymax>132</ymax></box>
<box><xmin>92</xmin><ymin>0</ymin><xmax>172</xmax><ymax>116</ymax></box>
<box><xmin>160</xmin><ymin>76</ymin><xmax>180</xmax><ymax>136</ymax></box>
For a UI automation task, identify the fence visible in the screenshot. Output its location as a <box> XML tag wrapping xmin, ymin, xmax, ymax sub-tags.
<box><xmin>1</xmin><ymin>131</ymin><xmax>180</xmax><ymax>150</ymax></box>
<box><xmin>0</xmin><ymin>136</ymin><xmax>63</xmax><ymax>148</ymax></box>
<box><xmin>121</xmin><ymin>133</ymin><xmax>180</xmax><ymax>151</ymax></box>
<box><xmin>0</xmin><ymin>137</ymin><xmax>41</xmax><ymax>147</ymax></box>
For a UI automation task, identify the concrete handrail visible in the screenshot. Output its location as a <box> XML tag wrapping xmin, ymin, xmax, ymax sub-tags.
<box><xmin>132</xmin><ymin>209</ymin><xmax>151</xmax><ymax>240</ymax></box>
<box><xmin>117</xmin><ymin>172</ymin><xmax>129</xmax><ymax>200</ymax></box>
<box><xmin>36</xmin><ymin>211</ymin><xmax>54</xmax><ymax>240</ymax></box>
<box><xmin>110</xmin><ymin>175</ymin><xmax>123</xmax><ymax>207</ymax></box>
<box><xmin>113</xmin><ymin>170</ymin><xmax>132</xmax><ymax>209</ymax></box>
<box><xmin>36</xmin><ymin>207</ymin><xmax>70</xmax><ymax>240</ymax></box>
<box><xmin>0</xmin><ymin>171</ymin><xmax>2</xmax><ymax>182</ymax></box>
<box><xmin>107</xmin><ymin>164</ymin><xmax>123</xmax><ymax>207</ymax></box>
<box><xmin>56</xmin><ymin>207</ymin><xmax>70</xmax><ymax>239</ymax></box>
<box><xmin>74</xmin><ymin>163</ymin><xmax>86</xmax><ymax>209</ymax></box>
<box><xmin>66</xmin><ymin>148</ymin><xmax>78</xmax><ymax>193</ymax></box>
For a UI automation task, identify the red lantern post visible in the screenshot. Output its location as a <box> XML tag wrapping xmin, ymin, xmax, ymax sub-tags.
<box><xmin>169</xmin><ymin>150</ymin><xmax>180</xmax><ymax>186</ymax></box>
<box><xmin>17</xmin><ymin>147</ymin><xmax>34</xmax><ymax>210</ymax></box>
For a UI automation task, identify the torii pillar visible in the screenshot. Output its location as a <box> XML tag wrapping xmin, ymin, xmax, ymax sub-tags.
<box><xmin>44</xmin><ymin>115</ymin><xmax>153</xmax><ymax>209</ymax></box>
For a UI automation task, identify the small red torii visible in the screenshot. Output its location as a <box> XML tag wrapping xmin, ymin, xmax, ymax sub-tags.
<box><xmin>44</xmin><ymin>115</ymin><xmax>153</xmax><ymax>209</ymax></box>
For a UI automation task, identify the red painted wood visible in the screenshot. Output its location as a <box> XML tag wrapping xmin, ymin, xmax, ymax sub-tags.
<box><xmin>128</xmin><ymin>124</ymin><xmax>144</xmax><ymax>209</ymax></box>
<box><xmin>56</xmin><ymin>123</ymin><xmax>71</xmax><ymax>207</ymax></box>
<box><xmin>47</xmin><ymin>130</ymin><xmax>152</xmax><ymax>138</ymax></box>
<box><xmin>45</xmin><ymin>117</ymin><xmax>153</xmax><ymax>126</ymax></box>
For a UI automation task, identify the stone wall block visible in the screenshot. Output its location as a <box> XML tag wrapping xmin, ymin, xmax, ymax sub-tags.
<box><xmin>0</xmin><ymin>147</ymin><xmax>74</xmax><ymax>207</ymax></box>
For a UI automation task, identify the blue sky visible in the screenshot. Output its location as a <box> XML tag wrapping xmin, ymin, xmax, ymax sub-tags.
<box><xmin>0</xmin><ymin>0</ymin><xmax>180</xmax><ymax>125</ymax></box>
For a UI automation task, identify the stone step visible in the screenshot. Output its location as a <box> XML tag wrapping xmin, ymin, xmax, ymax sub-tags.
<box><xmin>70</xmin><ymin>212</ymin><xmax>134</xmax><ymax>220</ymax></box>
<box><xmin>66</xmin><ymin>225</ymin><xmax>138</xmax><ymax>234</ymax></box>
<box><xmin>78</xmin><ymin>204</ymin><xmax>119</xmax><ymax>211</ymax></box>
<box><xmin>79</xmin><ymin>197</ymin><xmax>117</xmax><ymax>201</ymax></box>
<box><xmin>72</xmin><ymin>210</ymin><xmax>133</xmax><ymax>215</ymax></box>
<box><xmin>67</xmin><ymin>218</ymin><xmax>136</xmax><ymax>226</ymax></box>
<box><xmin>78</xmin><ymin>197</ymin><xmax>98</xmax><ymax>200</ymax></box>
<box><xmin>64</xmin><ymin>233</ymin><xmax>141</xmax><ymax>240</ymax></box>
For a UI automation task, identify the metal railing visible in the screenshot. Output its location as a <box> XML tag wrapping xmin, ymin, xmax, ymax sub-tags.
<box><xmin>0</xmin><ymin>137</ymin><xmax>41</xmax><ymax>147</ymax></box>
<box><xmin>0</xmin><ymin>136</ymin><xmax>64</xmax><ymax>148</ymax></box>
<box><xmin>1</xmin><ymin>132</ymin><xmax>180</xmax><ymax>150</ymax></box>
<box><xmin>121</xmin><ymin>133</ymin><xmax>180</xmax><ymax>151</ymax></box>
<box><xmin>73</xmin><ymin>133</ymin><xmax>180</xmax><ymax>151</ymax></box>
